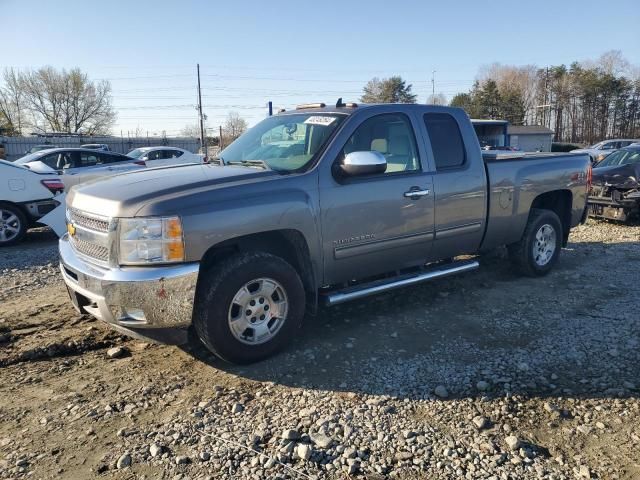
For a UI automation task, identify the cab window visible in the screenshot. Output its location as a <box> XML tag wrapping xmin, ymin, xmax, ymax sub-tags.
<box><xmin>341</xmin><ymin>113</ymin><xmax>420</xmax><ymax>174</ymax></box>
<box><xmin>424</xmin><ymin>113</ymin><xmax>466</xmax><ymax>170</ymax></box>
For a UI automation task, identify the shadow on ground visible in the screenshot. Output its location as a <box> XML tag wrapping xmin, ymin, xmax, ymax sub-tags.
<box><xmin>184</xmin><ymin>239</ymin><xmax>640</xmax><ymax>401</ymax></box>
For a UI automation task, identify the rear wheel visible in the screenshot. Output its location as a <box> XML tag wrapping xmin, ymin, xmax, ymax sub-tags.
<box><xmin>508</xmin><ymin>208</ymin><xmax>562</xmax><ymax>277</ymax></box>
<box><xmin>193</xmin><ymin>251</ymin><xmax>305</xmax><ymax>364</ymax></box>
<box><xmin>0</xmin><ymin>203</ymin><xmax>27</xmax><ymax>247</ymax></box>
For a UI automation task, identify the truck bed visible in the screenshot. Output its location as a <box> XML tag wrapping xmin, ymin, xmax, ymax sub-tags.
<box><xmin>481</xmin><ymin>151</ymin><xmax>586</xmax><ymax>162</ymax></box>
<box><xmin>480</xmin><ymin>151</ymin><xmax>591</xmax><ymax>251</ymax></box>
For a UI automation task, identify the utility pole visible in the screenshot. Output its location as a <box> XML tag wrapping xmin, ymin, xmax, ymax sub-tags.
<box><xmin>431</xmin><ymin>70</ymin><xmax>436</xmax><ymax>104</ymax></box>
<box><xmin>197</xmin><ymin>64</ymin><xmax>206</xmax><ymax>154</ymax></box>
<box><xmin>219</xmin><ymin>125</ymin><xmax>223</xmax><ymax>150</ymax></box>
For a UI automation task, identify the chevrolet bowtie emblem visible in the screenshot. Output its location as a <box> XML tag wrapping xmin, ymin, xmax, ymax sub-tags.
<box><xmin>67</xmin><ymin>223</ymin><xmax>76</xmax><ymax>236</ymax></box>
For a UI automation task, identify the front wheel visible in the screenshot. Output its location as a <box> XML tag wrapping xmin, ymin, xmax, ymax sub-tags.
<box><xmin>193</xmin><ymin>251</ymin><xmax>305</xmax><ymax>364</ymax></box>
<box><xmin>508</xmin><ymin>208</ymin><xmax>562</xmax><ymax>277</ymax></box>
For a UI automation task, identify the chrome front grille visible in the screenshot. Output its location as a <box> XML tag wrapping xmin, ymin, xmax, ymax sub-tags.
<box><xmin>72</xmin><ymin>237</ymin><xmax>110</xmax><ymax>261</ymax></box>
<box><xmin>68</xmin><ymin>208</ymin><xmax>110</xmax><ymax>233</ymax></box>
<box><xmin>67</xmin><ymin>208</ymin><xmax>113</xmax><ymax>265</ymax></box>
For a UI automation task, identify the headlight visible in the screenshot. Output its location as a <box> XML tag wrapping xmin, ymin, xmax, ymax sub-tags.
<box><xmin>118</xmin><ymin>216</ymin><xmax>185</xmax><ymax>265</ymax></box>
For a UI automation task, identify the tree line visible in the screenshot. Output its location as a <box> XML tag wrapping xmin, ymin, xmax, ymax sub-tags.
<box><xmin>359</xmin><ymin>51</ymin><xmax>640</xmax><ymax>145</ymax></box>
<box><xmin>0</xmin><ymin>67</ymin><xmax>116</xmax><ymax>136</ymax></box>
<box><xmin>450</xmin><ymin>51</ymin><xmax>640</xmax><ymax>144</ymax></box>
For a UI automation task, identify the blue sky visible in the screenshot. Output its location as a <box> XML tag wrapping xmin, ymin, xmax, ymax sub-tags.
<box><xmin>4</xmin><ymin>0</ymin><xmax>639</xmax><ymax>135</ymax></box>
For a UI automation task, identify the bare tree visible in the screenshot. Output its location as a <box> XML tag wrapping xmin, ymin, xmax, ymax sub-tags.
<box><xmin>180</xmin><ymin>124</ymin><xmax>200</xmax><ymax>137</ymax></box>
<box><xmin>0</xmin><ymin>68</ymin><xmax>27</xmax><ymax>135</ymax></box>
<box><xmin>477</xmin><ymin>63</ymin><xmax>538</xmax><ymax>123</ymax></box>
<box><xmin>426</xmin><ymin>93</ymin><xmax>447</xmax><ymax>105</ymax></box>
<box><xmin>18</xmin><ymin>67</ymin><xmax>116</xmax><ymax>134</ymax></box>
<box><xmin>222</xmin><ymin>111</ymin><xmax>248</xmax><ymax>141</ymax></box>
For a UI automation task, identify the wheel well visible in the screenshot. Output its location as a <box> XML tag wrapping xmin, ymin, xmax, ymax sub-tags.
<box><xmin>198</xmin><ymin>230</ymin><xmax>317</xmax><ymax>314</ymax></box>
<box><xmin>0</xmin><ymin>201</ymin><xmax>29</xmax><ymax>221</ymax></box>
<box><xmin>530</xmin><ymin>190</ymin><xmax>572</xmax><ymax>246</ymax></box>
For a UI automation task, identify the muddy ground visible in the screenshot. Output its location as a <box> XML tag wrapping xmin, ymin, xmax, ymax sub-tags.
<box><xmin>0</xmin><ymin>221</ymin><xmax>639</xmax><ymax>480</ymax></box>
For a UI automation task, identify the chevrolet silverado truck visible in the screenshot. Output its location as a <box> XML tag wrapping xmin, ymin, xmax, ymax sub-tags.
<box><xmin>59</xmin><ymin>102</ymin><xmax>592</xmax><ymax>363</ymax></box>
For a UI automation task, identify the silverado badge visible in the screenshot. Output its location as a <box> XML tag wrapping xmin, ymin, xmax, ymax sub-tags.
<box><xmin>67</xmin><ymin>223</ymin><xmax>76</xmax><ymax>236</ymax></box>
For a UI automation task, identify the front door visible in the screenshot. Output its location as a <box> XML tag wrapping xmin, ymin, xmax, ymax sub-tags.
<box><xmin>319</xmin><ymin>112</ymin><xmax>435</xmax><ymax>285</ymax></box>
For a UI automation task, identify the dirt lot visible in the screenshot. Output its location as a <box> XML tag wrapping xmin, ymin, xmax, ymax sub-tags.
<box><xmin>0</xmin><ymin>221</ymin><xmax>639</xmax><ymax>480</ymax></box>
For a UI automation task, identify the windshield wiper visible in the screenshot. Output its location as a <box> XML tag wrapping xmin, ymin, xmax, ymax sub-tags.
<box><xmin>226</xmin><ymin>160</ymin><xmax>270</xmax><ymax>170</ymax></box>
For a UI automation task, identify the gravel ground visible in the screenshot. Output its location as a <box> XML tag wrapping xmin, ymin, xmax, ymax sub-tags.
<box><xmin>0</xmin><ymin>219</ymin><xmax>639</xmax><ymax>479</ymax></box>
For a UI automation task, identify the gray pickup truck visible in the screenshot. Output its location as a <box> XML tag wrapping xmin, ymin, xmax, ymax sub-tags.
<box><xmin>60</xmin><ymin>102</ymin><xmax>591</xmax><ymax>363</ymax></box>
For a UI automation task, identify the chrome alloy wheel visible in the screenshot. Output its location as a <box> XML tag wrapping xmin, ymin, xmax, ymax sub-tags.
<box><xmin>227</xmin><ymin>278</ymin><xmax>288</xmax><ymax>345</ymax></box>
<box><xmin>0</xmin><ymin>209</ymin><xmax>21</xmax><ymax>243</ymax></box>
<box><xmin>533</xmin><ymin>223</ymin><xmax>556</xmax><ymax>266</ymax></box>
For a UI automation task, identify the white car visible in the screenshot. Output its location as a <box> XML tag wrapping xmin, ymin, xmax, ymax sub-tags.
<box><xmin>0</xmin><ymin>160</ymin><xmax>64</xmax><ymax>246</ymax></box>
<box><xmin>126</xmin><ymin>147</ymin><xmax>204</xmax><ymax>167</ymax></box>
<box><xmin>15</xmin><ymin>148</ymin><xmax>145</xmax><ymax>189</ymax></box>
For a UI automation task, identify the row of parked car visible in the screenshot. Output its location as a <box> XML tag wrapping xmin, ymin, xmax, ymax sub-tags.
<box><xmin>0</xmin><ymin>146</ymin><xmax>205</xmax><ymax>246</ymax></box>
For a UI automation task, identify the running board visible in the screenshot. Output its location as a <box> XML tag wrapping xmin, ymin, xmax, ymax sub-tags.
<box><xmin>322</xmin><ymin>259</ymin><xmax>479</xmax><ymax>306</ymax></box>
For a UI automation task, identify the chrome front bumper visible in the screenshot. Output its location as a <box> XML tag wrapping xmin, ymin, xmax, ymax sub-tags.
<box><xmin>59</xmin><ymin>233</ymin><xmax>199</xmax><ymax>331</ymax></box>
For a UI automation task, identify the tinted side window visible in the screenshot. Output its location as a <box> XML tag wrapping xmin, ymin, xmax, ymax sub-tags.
<box><xmin>79</xmin><ymin>152</ymin><xmax>99</xmax><ymax>167</ymax></box>
<box><xmin>146</xmin><ymin>150</ymin><xmax>162</xmax><ymax>161</ymax></box>
<box><xmin>423</xmin><ymin>113</ymin><xmax>466</xmax><ymax>170</ymax></box>
<box><xmin>342</xmin><ymin>113</ymin><xmax>420</xmax><ymax>174</ymax></box>
<box><xmin>101</xmin><ymin>153</ymin><xmax>124</xmax><ymax>164</ymax></box>
<box><xmin>166</xmin><ymin>149</ymin><xmax>184</xmax><ymax>158</ymax></box>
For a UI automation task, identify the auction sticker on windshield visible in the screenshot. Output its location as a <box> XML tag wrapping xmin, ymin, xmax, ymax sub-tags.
<box><xmin>304</xmin><ymin>116</ymin><xmax>336</xmax><ymax>126</ymax></box>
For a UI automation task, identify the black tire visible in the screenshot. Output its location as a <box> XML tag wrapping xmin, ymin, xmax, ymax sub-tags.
<box><xmin>193</xmin><ymin>251</ymin><xmax>305</xmax><ymax>364</ymax></box>
<box><xmin>508</xmin><ymin>208</ymin><xmax>563</xmax><ymax>277</ymax></box>
<box><xmin>0</xmin><ymin>202</ymin><xmax>28</xmax><ymax>247</ymax></box>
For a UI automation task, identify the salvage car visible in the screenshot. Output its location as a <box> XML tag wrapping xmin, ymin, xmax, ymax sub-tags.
<box><xmin>0</xmin><ymin>160</ymin><xmax>64</xmax><ymax>246</ymax></box>
<box><xmin>588</xmin><ymin>145</ymin><xmax>640</xmax><ymax>222</ymax></box>
<box><xmin>59</xmin><ymin>102</ymin><xmax>591</xmax><ymax>364</ymax></box>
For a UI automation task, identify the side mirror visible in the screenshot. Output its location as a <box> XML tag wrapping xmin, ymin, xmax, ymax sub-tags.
<box><xmin>339</xmin><ymin>151</ymin><xmax>387</xmax><ymax>176</ymax></box>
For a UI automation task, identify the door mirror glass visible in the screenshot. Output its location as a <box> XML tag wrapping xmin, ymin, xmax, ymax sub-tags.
<box><xmin>340</xmin><ymin>151</ymin><xmax>387</xmax><ymax>176</ymax></box>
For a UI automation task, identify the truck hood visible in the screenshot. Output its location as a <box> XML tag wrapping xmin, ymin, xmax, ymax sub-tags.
<box><xmin>67</xmin><ymin>164</ymin><xmax>278</xmax><ymax>217</ymax></box>
<box><xmin>592</xmin><ymin>164</ymin><xmax>640</xmax><ymax>189</ymax></box>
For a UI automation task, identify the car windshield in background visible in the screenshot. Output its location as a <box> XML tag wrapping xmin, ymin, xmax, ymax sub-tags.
<box><xmin>596</xmin><ymin>149</ymin><xmax>640</xmax><ymax>167</ymax></box>
<box><xmin>15</xmin><ymin>151</ymin><xmax>49</xmax><ymax>164</ymax></box>
<box><xmin>127</xmin><ymin>148</ymin><xmax>147</xmax><ymax>159</ymax></box>
<box><xmin>219</xmin><ymin>113</ymin><xmax>345</xmax><ymax>172</ymax></box>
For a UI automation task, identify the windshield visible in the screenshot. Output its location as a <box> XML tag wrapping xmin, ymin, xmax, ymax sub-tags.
<box><xmin>219</xmin><ymin>113</ymin><xmax>345</xmax><ymax>172</ymax></box>
<box><xmin>15</xmin><ymin>150</ymin><xmax>50</xmax><ymax>164</ymax></box>
<box><xmin>127</xmin><ymin>148</ymin><xmax>148</xmax><ymax>158</ymax></box>
<box><xmin>596</xmin><ymin>149</ymin><xmax>640</xmax><ymax>168</ymax></box>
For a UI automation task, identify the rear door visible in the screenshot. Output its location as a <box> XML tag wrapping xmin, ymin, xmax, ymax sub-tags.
<box><xmin>319</xmin><ymin>110</ymin><xmax>435</xmax><ymax>284</ymax></box>
<box><xmin>418</xmin><ymin>111</ymin><xmax>487</xmax><ymax>259</ymax></box>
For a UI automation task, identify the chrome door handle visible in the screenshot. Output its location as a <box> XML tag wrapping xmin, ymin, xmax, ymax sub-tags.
<box><xmin>404</xmin><ymin>188</ymin><xmax>430</xmax><ymax>199</ymax></box>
